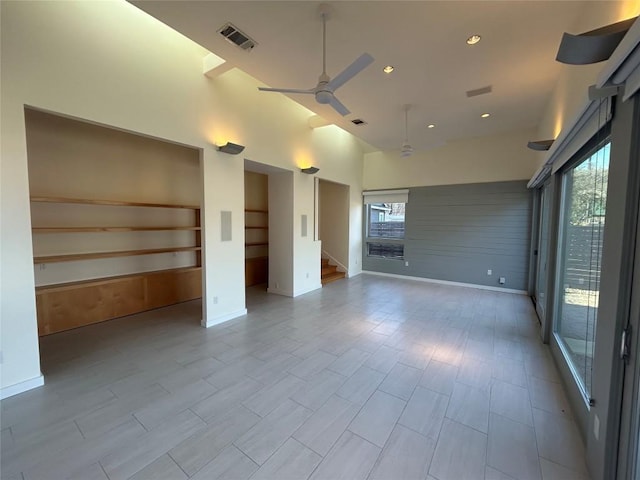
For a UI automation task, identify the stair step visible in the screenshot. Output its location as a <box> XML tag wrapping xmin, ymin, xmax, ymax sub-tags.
<box><xmin>321</xmin><ymin>258</ymin><xmax>329</xmax><ymax>266</ymax></box>
<box><xmin>321</xmin><ymin>265</ymin><xmax>337</xmax><ymax>276</ymax></box>
<box><xmin>322</xmin><ymin>271</ymin><xmax>345</xmax><ymax>285</ymax></box>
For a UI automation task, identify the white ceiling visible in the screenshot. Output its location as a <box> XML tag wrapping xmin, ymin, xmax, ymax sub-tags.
<box><xmin>131</xmin><ymin>1</ymin><xmax>602</xmax><ymax>152</ymax></box>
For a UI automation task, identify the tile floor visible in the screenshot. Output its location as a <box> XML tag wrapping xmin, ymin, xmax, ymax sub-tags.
<box><xmin>1</xmin><ymin>275</ymin><xmax>590</xmax><ymax>480</ymax></box>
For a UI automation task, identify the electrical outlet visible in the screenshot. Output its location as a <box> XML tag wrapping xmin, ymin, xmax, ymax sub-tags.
<box><xmin>39</xmin><ymin>264</ymin><xmax>46</xmax><ymax>271</ymax></box>
<box><xmin>276</xmin><ymin>282</ymin><xmax>280</xmax><ymax>289</ymax></box>
<box><xmin>306</xmin><ymin>272</ymin><xmax>309</xmax><ymax>279</ymax></box>
<box><xmin>213</xmin><ymin>296</ymin><xmax>218</xmax><ymax>305</ymax></box>
<box><xmin>405</xmin><ymin>261</ymin><xmax>409</xmax><ymax>267</ymax></box>
<box><xmin>499</xmin><ymin>277</ymin><xmax>506</xmax><ymax>285</ymax></box>
<box><xmin>487</xmin><ymin>269</ymin><xmax>492</xmax><ymax>275</ymax></box>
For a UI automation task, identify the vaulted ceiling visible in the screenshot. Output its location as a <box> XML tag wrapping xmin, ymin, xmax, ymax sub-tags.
<box><xmin>131</xmin><ymin>1</ymin><xmax>613</xmax><ymax>152</ymax></box>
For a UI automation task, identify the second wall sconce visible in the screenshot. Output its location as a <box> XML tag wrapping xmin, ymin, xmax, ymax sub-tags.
<box><xmin>301</xmin><ymin>166</ymin><xmax>320</xmax><ymax>174</ymax></box>
<box><xmin>216</xmin><ymin>142</ymin><xmax>245</xmax><ymax>155</ymax></box>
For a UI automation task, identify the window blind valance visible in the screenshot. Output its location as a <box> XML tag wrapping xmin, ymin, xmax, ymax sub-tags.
<box><xmin>362</xmin><ymin>189</ymin><xmax>409</xmax><ymax>204</ymax></box>
<box><xmin>528</xmin><ymin>98</ymin><xmax>612</xmax><ymax>188</ymax></box>
<box><xmin>597</xmin><ymin>18</ymin><xmax>640</xmax><ymax>102</ymax></box>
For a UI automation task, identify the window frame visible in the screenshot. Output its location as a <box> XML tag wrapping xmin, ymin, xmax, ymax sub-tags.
<box><xmin>364</xmin><ymin>202</ymin><xmax>406</xmax><ymax>260</ymax></box>
<box><xmin>553</xmin><ymin>135</ymin><xmax>612</xmax><ymax>405</ymax></box>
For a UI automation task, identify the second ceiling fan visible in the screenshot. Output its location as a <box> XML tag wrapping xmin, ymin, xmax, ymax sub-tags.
<box><xmin>258</xmin><ymin>4</ymin><xmax>374</xmax><ymax>116</ymax></box>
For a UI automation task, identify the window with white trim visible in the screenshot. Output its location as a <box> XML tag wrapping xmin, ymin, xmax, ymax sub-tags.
<box><xmin>363</xmin><ymin>190</ymin><xmax>408</xmax><ymax>260</ymax></box>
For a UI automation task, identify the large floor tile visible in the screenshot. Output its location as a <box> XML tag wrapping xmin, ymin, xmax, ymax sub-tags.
<box><xmin>398</xmin><ymin>386</ymin><xmax>449</xmax><ymax>440</ymax></box>
<box><xmin>419</xmin><ymin>360</ymin><xmax>458</xmax><ymax>396</ymax></box>
<box><xmin>490</xmin><ymin>380</ymin><xmax>533</xmax><ymax>426</ymax></box>
<box><xmin>446</xmin><ymin>382</ymin><xmax>490</xmax><ymax>433</ymax></box>
<box><xmin>234</xmin><ymin>399</ymin><xmax>313</xmax><ymax>465</ymax></box>
<box><xmin>335</xmin><ymin>366</ymin><xmax>386</xmax><ymax>405</ymax></box>
<box><xmin>293</xmin><ymin>394</ymin><xmax>361</xmax><ymax>456</ymax></box>
<box><xmin>533</xmin><ymin>408</ymin><xmax>588</xmax><ymax>474</ymax></box>
<box><xmin>368</xmin><ymin>424</ymin><xmax>435</xmax><ymax>480</ymax></box>
<box><xmin>348</xmin><ymin>390</ymin><xmax>406</xmax><ymax>447</ymax></box>
<box><xmin>429</xmin><ymin>418</ymin><xmax>487</xmax><ymax>480</ymax></box>
<box><xmin>378</xmin><ymin>363</ymin><xmax>422</xmax><ymax>400</ymax></box>
<box><xmin>487</xmin><ymin>413</ymin><xmax>541</xmax><ymax>480</ymax></box>
<box><xmin>308</xmin><ymin>431</ymin><xmax>381</xmax><ymax>480</ymax></box>
<box><xmin>190</xmin><ymin>445</ymin><xmax>258</xmax><ymax>480</ymax></box>
<box><xmin>249</xmin><ymin>438</ymin><xmax>321</xmax><ymax>480</ymax></box>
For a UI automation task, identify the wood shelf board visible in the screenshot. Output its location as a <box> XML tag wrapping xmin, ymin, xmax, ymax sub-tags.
<box><xmin>245</xmin><ymin>242</ymin><xmax>269</xmax><ymax>247</ymax></box>
<box><xmin>34</xmin><ymin>246</ymin><xmax>201</xmax><ymax>264</ymax></box>
<box><xmin>31</xmin><ymin>196</ymin><xmax>200</xmax><ymax>210</ymax></box>
<box><xmin>245</xmin><ymin>209</ymin><xmax>268</xmax><ymax>213</ymax></box>
<box><xmin>244</xmin><ymin>226</ymin><xmax>268</xmax><ymax>230</ymax></box>
<box><xmin>33</xmin><ymin>226</ymin><xmax>201</xmax><ymax>233</ymax></box>
<box><xmin>35</xmin><ymin>266</ymin><xmax>202</xmax><ymax>292</ymax></box>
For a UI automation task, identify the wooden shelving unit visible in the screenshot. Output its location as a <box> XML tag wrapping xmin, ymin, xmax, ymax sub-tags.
<box><xmin>33</xmin><ymin>226</ymin><xmax>201</xmax><ymax>233</ymax></box>
<box><xmin>245</xmin><ymin>208</ymin><xmax>268</xmax><ymax>287</ymax></box>
<box><xmin>34</xmin><ymin>246</ymin><xmax>202</xmax><ymax>264</ymax></box>
<box><xmin>31</xmin><ymin>196</ymin><xmax>202</xmax><ymax>335</ymax></box>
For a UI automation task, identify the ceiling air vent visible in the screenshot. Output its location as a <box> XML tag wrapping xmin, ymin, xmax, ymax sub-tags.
<box><xmin>218</xmin><ymin>23</ymin><xmax>257</xmax><ymax>51</ymax></box>
<box><xmin>351</xmin><ymin>119</ymin><xmax>367</xmax><ymax>126</ymax></box>
<box><xmin>466</xmin><ymin>85</ymin><xmax>492</xmax><ymax>98</ymax></box>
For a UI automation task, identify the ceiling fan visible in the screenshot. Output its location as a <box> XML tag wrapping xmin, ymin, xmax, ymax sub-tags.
<box><xmin>400</xmin><ymin>104</ymin><xmax>414</xmax><ymax>158</ymax></box>
<box><xmin>258</xmin><ymin>4</ymin><xmax>374</xmax><ymax>116</ymax></box>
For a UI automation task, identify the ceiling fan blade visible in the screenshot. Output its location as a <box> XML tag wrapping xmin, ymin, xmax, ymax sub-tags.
<box><xmin>258</xmin><ymin>87</ymin><xmax>315</xmax><ymax>94</ymax></box>
<box><xmin>329</xmin><ymin>95</ymin><xmax>350</xmax><ymax>116</ymax></box>
<box><xmin>327</xmin><ymin>53</ymin><xmax>374</xmax><ymax>91</ymax></box>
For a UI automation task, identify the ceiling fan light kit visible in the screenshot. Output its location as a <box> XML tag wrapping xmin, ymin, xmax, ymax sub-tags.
<box><xmin>257</xmin><ymin>3</ymin><xmax>374</xmax><ymax>116</ymax></box>
<box><xmin>400</xmin><ymin>104</ymin><xmax>414</xmax><ymax>158</ymax></box>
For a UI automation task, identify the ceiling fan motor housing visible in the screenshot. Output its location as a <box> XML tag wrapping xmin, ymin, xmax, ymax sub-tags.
<box><xmin>316</xmin><ymin>89</ymin><xmax>333</xmax><ymax>104</ymax></box>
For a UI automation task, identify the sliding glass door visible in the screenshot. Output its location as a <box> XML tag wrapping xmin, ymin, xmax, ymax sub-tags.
<box><xmin>555</xmin><ymin>142</ymin><xmax>610</xmax><ymax>399</ymax></box>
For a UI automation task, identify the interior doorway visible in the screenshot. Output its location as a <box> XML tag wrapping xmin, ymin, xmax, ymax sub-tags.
<box><xmin>318</xmin><ymin>179</ymin><xmax>349</xmax><ymax>284</ymax></box>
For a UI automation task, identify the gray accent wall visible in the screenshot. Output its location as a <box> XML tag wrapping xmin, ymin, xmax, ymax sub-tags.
<box><xmin>363</xmin><ymin>180</ymin><xmax>532</xmax><ymax>291</ymax></box>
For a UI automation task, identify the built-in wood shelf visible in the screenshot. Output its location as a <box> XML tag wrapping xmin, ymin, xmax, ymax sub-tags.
<box><xmin>34</xmin><ymin>246</ymin><xmax>201</xmax><ymax>264</ymax></box>
<box><xmin>31</xmin><ymin>196</ymin><xmax>200</xmax><ymax>210</ymax></box>
<box><xmin>245</xmin><ymin>226</ymin><xmax>268</xmax><ymax>230</ymax></box>
<box><xmin>245</xmin><ymin>209</ymin><xmax>268</xmax><ymax>213</ymax></box>
<box><xmin>33</xmin><ymin>226</ymin><xmax>201</xmax><ymax>233</ymax></box>
<box><xmin>245</xmin><ymin>242</ymin><xmax>269</xmax><ymax>247</ymax></box>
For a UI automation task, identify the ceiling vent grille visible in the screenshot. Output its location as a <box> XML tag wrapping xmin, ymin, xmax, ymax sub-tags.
<box><xmin>466</xmin><ymin>85</ymin><xmax>492</xmax><ymax>98</ymax></box>
<box><xmin>351</xmin><ymin>119</ymin><xmax>367</xmax><ymax>126</ymax></box>
<box><xmin>218</xmin><ymin>23</ymin><xmax>257</xmax><ymax>51</ymax></box>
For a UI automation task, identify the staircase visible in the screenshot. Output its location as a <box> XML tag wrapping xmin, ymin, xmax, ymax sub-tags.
<box><xmin>321</xmin><ymin>258</ymin><xmax>346</xmax><ymax>285</ymax></box>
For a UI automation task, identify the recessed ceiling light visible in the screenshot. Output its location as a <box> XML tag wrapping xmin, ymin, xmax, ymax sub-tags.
<box><xmin>383</xmin><ymin>65</ymin><xmax>394</xmax><ymax>74</ymax></box>
<box><xmin>466</xmin><ymin>35</ymin><xmax>482</xmax><ymax>45</ymax></box>
<box><xmin>427</xmin><ymin>124</ymin><xmax>435</xmax><ymax>129</ymax></box>
<box><xmin>481</xmin><ymin>113</ymin><xmax>491</xmax><ymax>118</ymax></box>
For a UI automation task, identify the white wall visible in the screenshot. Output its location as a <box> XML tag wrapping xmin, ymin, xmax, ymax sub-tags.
<box><xmin>534</xmin><ymin>1</ymin><xmax>640</xmax><ymax>169</ymax></box>
<box><xmin>319</xmin><ymin>180</ymin><xmax>350</xmax><ymax>272</ymax></box>
<box><xmin>0</xmin><ymin>0</ymin><xmax>364</xmax><ymax>394</ymax></box>
<box><xmin>268</xmin><ymin>172</ymin><xmax>294</xmax><ymax>296</ymax></box>
<box><xmin>363</xmin><ymin>127</ymin><xmax>539</xmax><ymax>190</ymax></box>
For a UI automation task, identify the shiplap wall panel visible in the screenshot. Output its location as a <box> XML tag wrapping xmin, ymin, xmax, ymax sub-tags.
<box><xmin>363</xmin><ymin>180</ymin><xmax>532</xmax><ymax>291</ymax></box>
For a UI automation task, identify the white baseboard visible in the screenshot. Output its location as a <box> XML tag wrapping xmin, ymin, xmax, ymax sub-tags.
<box><xmin>348</xmin><ymin>269</ymin><xmax>362</xmax><ymax>278</ymax></box>
<box><xmin>362</xmin><ymin>271</ymin><xmax>528</xmax><ymax>295</ymax></box>
<box><xmin>1</xmin><ymin>374</ymin><xmax>45</xmax><ymax>400</ymax></box>
<box><xmin>201</xmin><ymin>308</ymin><xmax>247</xmax><ymax>328</ymax></box>
<box><xmin>293</xmin><ymin>283</ymin><xmax>322</xmax><ymax>297</ymax></box>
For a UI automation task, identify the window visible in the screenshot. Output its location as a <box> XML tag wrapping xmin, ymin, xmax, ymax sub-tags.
<box><xmin>365</xmin><ymin>202</ymin><xmax>405</xmax><ymax>259</ymax></box>
<box><xmin>555</xmin><ymin>142</ymin><xmax>610</xmax><ymax>399</ymax></box>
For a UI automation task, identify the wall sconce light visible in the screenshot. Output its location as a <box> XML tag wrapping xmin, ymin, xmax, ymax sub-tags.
<box><xmin>527</xmin><ymin>139</ymin><xmax>555</xmax><ymax>151</ymax></box>
<box><xmin>216</xmin><ymin>142</ymin><xmax>245</xmax><ymax>155</ymax></box>
<box><xmin>556</xmin><ymin>17</ymin><xmax>636</xmax><ymax>65</ymax></box>
<box><xmin>301</xmin><ymin>166</ymin><xmax>320</xmax><ymax>174</ymax></box>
